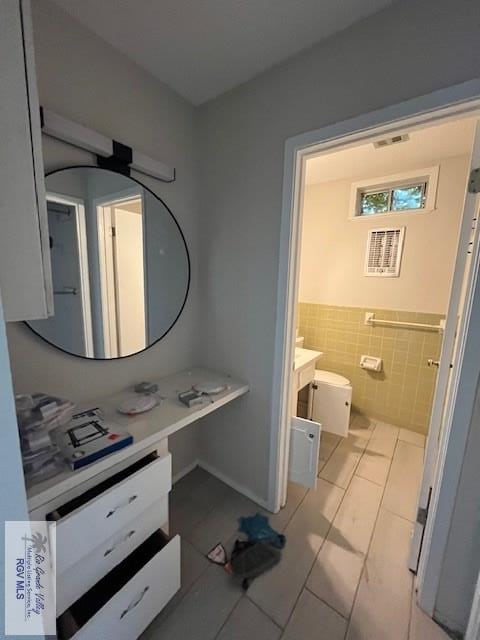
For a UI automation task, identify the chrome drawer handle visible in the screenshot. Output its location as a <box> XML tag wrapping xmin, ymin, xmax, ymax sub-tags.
<box><xmin>105</xmin><ymin>495</ymin><xmax>138</xmax><ymax>518</ymax></box>
<box><xmin>103</xmin><ymin>530</ymin><xmax>136</xmax><ymax>557</ymax></box>
<box><xmin>120</xmin><ymin>586</ymin><xmax>150</xmax><ymax>620</ymax></box>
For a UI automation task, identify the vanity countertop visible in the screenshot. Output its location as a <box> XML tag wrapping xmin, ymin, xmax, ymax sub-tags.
<box><xmin>27</xmin><ymin>367</ymin><xmax>249</xmax><ymax>510</ymax></box>
<box><xmin>294</xmin><ymin>347</ymin><xmax>323</xmax><ymax>372</ymax></box>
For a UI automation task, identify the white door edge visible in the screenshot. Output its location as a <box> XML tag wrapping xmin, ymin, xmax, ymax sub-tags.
<box><xmin>416</xmin><ymin>196</ymin><xmax>480</xmax><ymax>612</ymax></box>
<box><xmin>409</xmin><ymin>121</ymin><xmax>480</xmax><ymax>573</ymax></box>
<box><xmin>466</xmin><ymin>570</ymin><xmax>480</xmax><ymax>640</ymax></box>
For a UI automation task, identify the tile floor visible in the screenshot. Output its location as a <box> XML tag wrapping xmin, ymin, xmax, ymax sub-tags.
<box><xmin>141</xmin><ymin>415</ymin><xmax>450</xmax><ymax>640</ymax></box>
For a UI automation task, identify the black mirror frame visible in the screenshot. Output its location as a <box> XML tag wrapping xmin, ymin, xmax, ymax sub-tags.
<box><xmin>25</xmin><ymin>165</ymin><xmax>191</xmax><ymax>361</ymax></box>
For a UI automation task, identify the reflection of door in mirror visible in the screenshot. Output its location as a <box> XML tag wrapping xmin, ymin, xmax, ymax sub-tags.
<box><xmin>96</xmin><ymin>192</ymin><xmax>147</xmax><ymax>358</ymax></box>
<box><xmin>46</xmin><ymin>194</ymin><xmax>94</xmax><ymax>357</ymax></box>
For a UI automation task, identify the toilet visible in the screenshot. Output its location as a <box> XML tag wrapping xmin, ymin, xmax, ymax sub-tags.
<box><xmin>310</xmin><ymin>370</ymin><xmax>352</xmax><ymax>437</ymax></box>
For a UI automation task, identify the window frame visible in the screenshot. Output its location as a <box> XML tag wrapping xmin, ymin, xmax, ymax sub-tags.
<box><xmin>349</xmin><ymin>166</ymin><xmax>439</xmax><ymax>220</ymax></box>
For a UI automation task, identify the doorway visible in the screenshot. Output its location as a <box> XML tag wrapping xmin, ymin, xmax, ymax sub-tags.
<box><xmin>96</xmin><ymin>191</ymin><xmax>147</xmax><ymax>358</ymax></box>
<box><xmin>271</xmin><ymin>82</ymin><xmax>480</xmax><ymax>627</ymax></box>
<box><xmin>30</xmin><ymin>192</ymin><xmax>94</xmax><ymax>357</ymax></box>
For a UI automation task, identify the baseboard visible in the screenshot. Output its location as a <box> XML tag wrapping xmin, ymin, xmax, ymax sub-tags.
<box><xmin>197</xmin><ymin>459</ymin><xmax>270</xmax><ymax>510</ymax></box>
<box><xmin>172</xmin><ymin>459</ymin><xmax>200</xmax><ymax>485</ymax></box>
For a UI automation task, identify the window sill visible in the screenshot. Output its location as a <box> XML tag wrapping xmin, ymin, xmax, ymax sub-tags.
<box><xmin>348</xmin><ymin>207</ymin><xmax>435</xmax><ymax>221</ymax></box>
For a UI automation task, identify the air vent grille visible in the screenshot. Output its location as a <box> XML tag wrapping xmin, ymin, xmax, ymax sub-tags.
<box><xmin>365</xmin><ymin>227</ymin><xmax>405</xmax><ymax>277</ymax></box>
<box><xmin>373</xmin><ymin>134</ymin><xmax>410</xmax><ymax>148</ymax></box>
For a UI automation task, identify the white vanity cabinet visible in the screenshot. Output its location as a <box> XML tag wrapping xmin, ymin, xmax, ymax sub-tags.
<box><xmin>27</xmin><ymin>368</ymin><xmax>249</xmax><ymax>640</ymax></box>
<box><xmin>0</xmin><ymin>0</ymin><xmax>53</xmax><ymax>321</ymax></box>
<box><xmin>288</xmin><ymin>348</ymin><xmax>323</xmax><ymax>490</ymax></box>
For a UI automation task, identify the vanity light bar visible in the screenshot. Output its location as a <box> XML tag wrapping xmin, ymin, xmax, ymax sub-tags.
<box><xmin>40</xmin><ymin>107</ymin><xmax>175</xmax><ymax>183</ymax></box>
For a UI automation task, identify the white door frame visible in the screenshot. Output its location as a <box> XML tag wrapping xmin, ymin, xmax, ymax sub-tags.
<box><xmin>47</xmin><ymin>191</ymin><xmax>94</xmax><ymax>358</ymax></box>
<box><xmin>94</xmin><ymin>187</ymin><xmax>143</xmax><ymax>358</ymax></box>
<box><xmin>409</xmin><ymin>121</ymin><xmax>480</xmax><ymax>575</ymax></box>
<box><xmin>269</xmin><ymin>79</ymin><xmax>480</xmax><ymax>612</ymax></box>
<box><xmin>466</xmin><ymin>571</ymin><xmax>480</xmax><ymax>640</ymax></box>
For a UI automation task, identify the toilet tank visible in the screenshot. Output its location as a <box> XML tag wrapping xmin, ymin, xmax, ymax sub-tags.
<box><xmin>310</xmin><ymin>370</ymin><xmax>352</xmax><ymax>438</ymax></box>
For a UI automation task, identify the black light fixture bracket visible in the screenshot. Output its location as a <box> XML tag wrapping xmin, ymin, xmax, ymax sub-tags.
<box><xmin>97</xmin><ymin>141</ymin><xmax>133</xmax><ymax>176</ymax></box>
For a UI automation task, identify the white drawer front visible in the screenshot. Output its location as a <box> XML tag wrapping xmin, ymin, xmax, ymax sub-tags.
<box><xmin>56</xmin><ymin>497</ymin><xmax>168</xmax><ymax>616</ymax></box>
<box><xmin>55</xmin><ymin>453</ymin><xmax>171</xmax><ymax>574</ymax></box>
<box><xmin>298</xmin><ymin>364</ymin><xmax>315</xmax><ymax>390</ymax></box>
<box><xmin>68</xmin><ymin>534</ymin><xmax>180</xmax><ymax>640</ymax></box>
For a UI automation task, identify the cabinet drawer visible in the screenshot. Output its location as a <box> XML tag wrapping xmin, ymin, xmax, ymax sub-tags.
<box><xmin>48</xmin><ymin>452</ymin><xmax>171</xmax><ymax>574</ymax></box>
<box><xmin>56</xmin><ymin>497</ymin><xmax>168</xmax><ymax>616</ymax></box>
<box><xmin>298</xmin><ymin>364</ymin><xmax>315</xmax><ymax>391</ymax></box>
<box><xmin>57</xmin><ymin>530</ymin><xmax>181</xmax><ymax>640</ymax></box>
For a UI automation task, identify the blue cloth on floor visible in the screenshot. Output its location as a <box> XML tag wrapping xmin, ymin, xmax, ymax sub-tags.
<box><xmin>238</xmin><ymin>513</ymin><xmax>286</xmax><ymax>549</ymax></box>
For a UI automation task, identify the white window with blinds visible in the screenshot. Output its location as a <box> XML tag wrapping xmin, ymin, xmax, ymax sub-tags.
<box><xmin>364</xmin><ymin>227</ymin><xmax>405</xmax><ymax>277</ymax></box>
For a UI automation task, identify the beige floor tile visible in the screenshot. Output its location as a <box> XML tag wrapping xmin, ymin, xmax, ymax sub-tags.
<box><xmin>327</xmin><ymin>476</ymin><xmax>384</xmax><ymax>554</ymax></box>
<box><xmin>368</xmin><ymin>422</ymin><xmax>399</xmax><ymax>457</ymax></box>
<box><xmin>409</xmin><ymin>594</ymin><xmax>450</xmax><ymax>640</ymax></box>
<box><xmin>307</xmin><ymin>476</ymin><xmax>383</xmax><ymax>617</ymax></box>
<box><xmin>282</xmin><ymin>590</ymin><xmax>347</xmax><ymax>640</ymax></box>
<box><xmin>187</xmin><ymin>492</ymin><xmax>259</xmax><ymax>555</ymax></box>
<box><xmin>170</xmin><ymin>466</ymin><xmax>211</xmax><ymax>504</ymax></box>
<box><xmin>346</xmin><ymin>509</ymin><xmax>414</xmax><ymax>640</ymax></box>
<box><xmin>190</xmin><ymin>474</ymin><xmax>238</xmax><ymax>510</ymax></box>
<box><xmin>170</xmin><ymin>474</ymin><xmax>239</xmax><ymax>538</ymax></box>
<box><xmin>307</xmin><ymin>539</ymin><xmax>364</xmax><ymax>619</ymax></box>
<box><xmin>355</xmin><ymin>450</ymin><xmax>392</xmax><ymax>486</ymax></box>
<box><xmin>350</xmin><ymin>411</ymin><xmax>357</xmax><ymax>426</ymax></box>
<box><xmin>175</xmin><ymin>539</ymin><xmax>210</xmax><ymax>603</ymax></box>
<box><xmin>320</xmin><ymin>432</ymin><xmax>342</xmax><ymax>462</ymax></box>
<box><xmin>247</xmin><ymin>479</ymin><xmax>344</xmax><ymax>627</ymax></box>
<box><xmin>217</xmin><ymin>597</ymin><xmax>281</xmax><ymax>640</ymax></box>
<box><xmin>140</xmin><ymin>539</ymin><xmax>210</xmax><ymax>637</ymax></box>
<box><xmin>319</xmin><ymin>433</ymin><xmax>342</xmax><ymax>473</ymax></box>
<box><xmin>266</xmin><ymin>482</ymin><xmax>308</xmax><ymax>532</ymax></box>
<box><xmin>169</xmin><ymin>496</ymin><xmax>216</xmax><ymax>538</ymax></box>
<box><xmin>319</xmin><ymin>434</ymin><xmax>368</xmax><ymax>489</ymax></box>
<box><xmin>351</xmin><ymin>413</ymin><xmax>377</xmax><ymax>431</ymax></box>
<box><xmin>355</xmin><ymin>421</ymin><xmax>399</xmax><ymax>486</ymax></box>
<box><xmin>374</xmin><ymin>420</ymin><xmax>400</xmax><ymax>435</ymax></box>
<box><xmin>146</xmin><ymin>564</ymin><xmax>242</xmax><ymax>640</ymax></box>
<box><xmin>399</xmin><ymin>428</ymin><xmax>426</xmax><ymax>448</ymax></box>
<box><xmin>383</xmin><ymin>441</ymin><xmax>424</xmax><ymax>521</ymax></box>
<box><xmin>349</xmin><ymin>417</ymin><xmax>375</xmax><ymax>442</ymax></box>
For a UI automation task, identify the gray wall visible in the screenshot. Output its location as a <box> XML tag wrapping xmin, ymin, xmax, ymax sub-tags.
<box><xmin>195</xmin><ymin>0</ymin><xmax>480</xmax><ymax>631</ymax></box>
<box><xmin>196</xmin><ymin>0</ymin><xmax>480</xmax><ymax>502</ymax></box>
<box><xmin>5</xmin><ymin>1</ymin><xmax>201</xmax><ymax>477</ymax></box>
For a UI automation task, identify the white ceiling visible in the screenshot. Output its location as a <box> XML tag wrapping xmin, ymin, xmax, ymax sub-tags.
<box><xmin>50</xmin><ymin>0</ymin><xmax>395</xmax><ymax>105</ymax></box>
<box><xmin>305</xmin><ymin>118</ymin><xmax>477</xmax><ymax>185</ymax></box>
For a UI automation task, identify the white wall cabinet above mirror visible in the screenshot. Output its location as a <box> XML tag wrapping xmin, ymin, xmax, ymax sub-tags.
<box><xmin>0</xmin><ymin>0</ymin><xmax>53</xmax><ymax>322</ymax></box>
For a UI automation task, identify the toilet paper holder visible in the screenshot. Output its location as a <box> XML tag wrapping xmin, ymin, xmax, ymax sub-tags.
<box><xmin>360</xmin><ymin>355</ymin><xmax>382</xmax><ymax>372</ymax></box>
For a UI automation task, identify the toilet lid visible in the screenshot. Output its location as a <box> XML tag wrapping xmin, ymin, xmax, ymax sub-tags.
<box><xmin>314</xmin><ymin>369</ymin><xmax>350</xmax><ymax>386</ymax></box>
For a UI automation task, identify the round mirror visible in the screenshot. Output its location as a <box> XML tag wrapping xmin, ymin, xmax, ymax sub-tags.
<box><xmin>27</xmin><ymin>166</ymin><xmax>190</xmax><ymax>359</ymax></box>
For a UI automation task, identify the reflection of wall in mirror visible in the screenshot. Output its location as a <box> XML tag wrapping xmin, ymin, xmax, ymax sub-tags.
<box><xmin>144</xmin><ymin>189</ymin><xmax>190</xmax><ymax>344</ymax></box>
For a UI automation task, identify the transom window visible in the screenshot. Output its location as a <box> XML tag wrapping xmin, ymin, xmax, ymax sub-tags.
<box><xmin>360</xmin><ymin>182</ymin><xmax>427</xmax><ymax>215</ymax></box>
<box><xmin>350</xmin><ymin>166</ymin><xmax>439</xmax><ymax>219</ymax></box>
